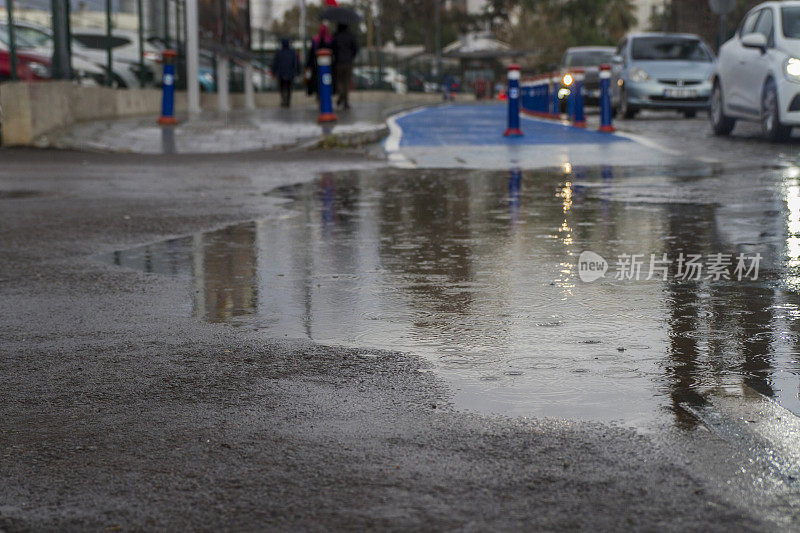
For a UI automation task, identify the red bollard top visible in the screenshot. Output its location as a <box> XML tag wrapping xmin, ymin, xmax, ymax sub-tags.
<box><xmin>162</xmin><ymin>49</ymin><xmax>178</xmax><ymax>59</ymax></box>
<box><xmin>599</xmin><ymin>64</ymin><xmax>611</xmax><ymax>71</ymax></box>
<box><xmin>507</xmin><ymin>64</ymin><xmax>521</xmax><ymax>71</ymax></box>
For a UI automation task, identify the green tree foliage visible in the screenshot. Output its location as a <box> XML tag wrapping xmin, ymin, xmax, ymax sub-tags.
<box><xmin>496</xmin><ymin>0</ymin><xmax>636</xmax><ymax>68</ymax></box>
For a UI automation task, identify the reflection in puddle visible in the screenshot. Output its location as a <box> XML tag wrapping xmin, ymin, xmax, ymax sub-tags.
<box><xmin>102</xmin><ymin>166</ymin><xmax>800</xmax><ymax>428</ymax></box>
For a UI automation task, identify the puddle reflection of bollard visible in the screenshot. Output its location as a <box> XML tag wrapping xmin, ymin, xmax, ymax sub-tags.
<box><xmin>599</xmin><ymin>64</ymin><xmax>616</xmax><ymax>133</ymax></box>
<box><xmin>161</xmin><ymin>127</ymin><xmax>176</xmax><ymax>154</ymax></box>
<box><xmin>571</xmin><ymin>69</ymin><xmax>586</xmax><ymax>128</ymax></box>
<box><xmin>504</xmin><ymin>64</ymin><xmax>523</xmax><ymax>137</ymax></box>
<box><xmin>509</xmin><ymin>167</ymin><xmax>522</xmax><ymax>223</ymax></box>
<box><xmin>158</xmin><ymin>50</ymin><xmax>178</xmax><ymax>126</ymax></box>
<box><xmin>317</xmin><ymin>49</ymin><xmax>337</xmax><ymax>124</ymax></box>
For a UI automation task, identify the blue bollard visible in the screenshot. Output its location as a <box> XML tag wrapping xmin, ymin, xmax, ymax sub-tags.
<box><xmin>317</xmin><ymin>48</ymin><xmax>337</xmax><ymax>123</ymax></box>
<box><xmin>158</xmin><ymin>49</ymin><xmax>178</xmax><ymax>125</ymax></box>
<box><xmin>599</xmin><ymin>64</ymin><xmax>616</xmax><ymax>133</ymax></box>
<box><xmin>551</xmin><ymin>73</ymin><xmax>560</xmax><ymax>118</ymax></box>
<box><xmin>504</xmin><ymin>64</ymin><xmax>523</xmax><ymax>137</ymax></box>
<box><xmin>572</xmin><ymin>68</ymin><xmax>586</xmax><ymax>128</ymax></box>
<box><xmin>542</xmin><ymin>77</ymin><xmax>550</xmax><ymax>116</ymax></box>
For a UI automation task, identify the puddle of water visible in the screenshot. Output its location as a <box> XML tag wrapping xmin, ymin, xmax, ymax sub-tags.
<box><xmin>101</xmin><ymin>165</ymin><xmax>800</xmax><ymax>429</ymax></box>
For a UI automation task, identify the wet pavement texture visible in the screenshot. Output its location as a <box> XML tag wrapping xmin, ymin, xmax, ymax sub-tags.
<box><xmin>103</xmin><ymin>163</ymin><xmax>800</xmax><ymax>431</ymax></box>
<box><xmin>1</xmin><ymin>148</ymin><xmax>796</xmax><ymax>530</ymax></box>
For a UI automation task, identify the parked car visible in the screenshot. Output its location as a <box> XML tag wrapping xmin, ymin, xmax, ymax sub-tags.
<box><xmin>712</xmin><ymin>1</ymin><xmax>800</xmax><ymax>141</ymax></box>
<box><xmin>613</xmin><ymin>32</ymin><xmax>716</xmax><ymax>119</ymax></box>
<box><xmin>0</xmin><ymin>28</ymin><xmax>51</xmax><ymax>81</ymax></box>
<box><xmin>71</xmin><ymin>28</ymin><xmax>161</xmax><ymax>88</ymax></box>
<box><xmin>353</xmin><ymin>66</ymin><xmax>407</xmax><ymax>93</ymax></box>
<box><xmin>557</xmin><ymin>46</ymin><xmax>616</xmax><ymax>108</ymax></box>
<box><xmin>1</xmin><ymin>22</ymin><xmax>105</xmax><ymax>85</ymax></box>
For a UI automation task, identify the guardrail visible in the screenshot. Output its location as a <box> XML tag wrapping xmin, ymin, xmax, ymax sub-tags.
<box><xmin>516</xmin><ymin>65</ymin><xmax>616</xmax><ymax>134</ymax></box>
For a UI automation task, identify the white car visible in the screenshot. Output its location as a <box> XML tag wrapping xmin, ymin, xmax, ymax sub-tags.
<box><xmin>711</xmin><ymin>1</ymin><xmax>800</xmax><ymax>140</ymax></box>
<box><xmin>71</xmin><ymin>28</ymin><xmax>162</xmax><ymax>88</ymax></box>
<box><xmin>2</xmin><ymin>22</ymin><xmax>106</xmax><ymax>85</ymax></box>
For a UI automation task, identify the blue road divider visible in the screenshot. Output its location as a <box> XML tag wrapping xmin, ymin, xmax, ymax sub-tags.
<box><xmin>504</xmin><ymin>64</ymin><xmax>523</xmax><ymax>137</ymax></box>
<box><xmin>518</xmin><ymin>68</ymin><xmax>615</xmax><ymax>134</ymax></box>
<box><xmin>158</xmin><ymin>50</ymin><xmax>178</xmax><ymax>126</ymax></box>
<box><xmin>317</xmin><ymin>49</ymin><xmax>337</xmax><ymax>123</ymax></box>
<box><xmin>599</xmin><ymin>64</ymin><xmax>616</xmax><ymax>133</ymax></box>
<box><xmin>569</xmin><ymin>68</ymin><xmax>586</xmax><ymax>129</ymax></box>
<box><xmin>520</xmin><ymin>73</ymin><xmax>557</xmax><ymax>119</ymax></box>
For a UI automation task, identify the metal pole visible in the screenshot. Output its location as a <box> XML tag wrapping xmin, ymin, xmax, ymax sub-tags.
<box><xmin>105</xmin><ymin>0</ymin><xmax>113</xmax><ymax>86</ymax></box>
<box><xmin>376</xmin><ymin>0</ymin><xmax>382</xmax><ymax>88</ymax></box>
<box><xmin>300</xmin><ymin>0</ymin><xmax>307</xmax><ymax>62</ymax></box>
<box><xmin>163</xmin><ymin>0</ymin><xmax>170</xmax><ymax>48</ymax></box>
<box><xmin>50</xmin><ymin>0</ymin><xmax>72</xmax><ymax>79</ymax></box>
<box><xmin>217</xmin><ymin>53</ymin><xmax>229</xmax><ymax>111</ymax></box>
<box><xmin>186</xmin><ymin>0</ymin><xmax>200</xmax><ymax>114</ymax></box>
<box><xmin>7</xmin><ymin>0</ymin><xmax>18</xmax><ymax>81</ymax></box>
<box><xmin>662</xmin><ymin>0</ymin><xmax>668</xmax><ymax>32</ymax></box>
<box><xmin>434</xmin><ymin>0</ymin><xmax>441</xmax><ymax>81</ymax></box>
<box><xmin>260</xmin><ymin>28</ymin><xmax>266</xmax><ymax>91</ymax></box>
<box><xmin>137</xmin><ymin>0</ymin><xmax>145</xmax><ymax>86</ymax></box>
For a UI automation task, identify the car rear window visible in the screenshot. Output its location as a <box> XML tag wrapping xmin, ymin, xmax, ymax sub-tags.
<box><xmin>564</xmin><ymin>51</ymin><xmax>614</xmax><ymax>67</ymax></box>
<box><xmin>631</xmin><ymin>37</ymin><xmax>712</xmax><ymax>62</ymax></box>
<box><xmin>783</xmin><ymin>6</ymin><xmax>800</xmax><ymax>38</ymax></box>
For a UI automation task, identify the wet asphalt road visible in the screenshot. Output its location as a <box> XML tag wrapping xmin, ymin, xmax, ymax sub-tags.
<box><xmin>0</xmin><ymin>115</ymin><xmax>799</xmax><ymax>531</ymax></box>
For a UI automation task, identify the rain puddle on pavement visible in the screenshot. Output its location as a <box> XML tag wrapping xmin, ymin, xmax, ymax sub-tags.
<box><xmin>101</xmin><ymin>164</ymin><xmax>800</xmax><ymax>430</ymax></box>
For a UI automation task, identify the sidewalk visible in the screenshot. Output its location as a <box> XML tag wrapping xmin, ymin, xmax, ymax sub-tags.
<box><xmin>42</xmin><ymin>100</ymin><xmax>419</xmax><ymax>154</ymax></box>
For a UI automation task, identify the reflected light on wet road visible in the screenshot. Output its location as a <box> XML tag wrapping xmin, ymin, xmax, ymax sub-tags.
<box><xmin>102</xmin><ymin>165</ymin><xmax>800</xmax><ymax>430</ymax></box>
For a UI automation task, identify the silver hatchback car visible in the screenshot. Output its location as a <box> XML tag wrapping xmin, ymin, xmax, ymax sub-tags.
<box><xmin>613</xmin><ymin>33</ymin><xmax>716</xmax><ymax>119</ymax></box>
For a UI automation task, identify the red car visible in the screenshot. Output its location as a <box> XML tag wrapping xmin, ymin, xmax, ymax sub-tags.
<box><xmin>0</xmin><ymin>48</ymin><xmax>51</xmax><ymax>81</ymax></box>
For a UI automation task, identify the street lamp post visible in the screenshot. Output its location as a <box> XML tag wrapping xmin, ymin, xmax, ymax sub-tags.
<box><xmin>105</xmin><ymin>0</ymin><xmax>113</xmax><ymax>86</ymax></box>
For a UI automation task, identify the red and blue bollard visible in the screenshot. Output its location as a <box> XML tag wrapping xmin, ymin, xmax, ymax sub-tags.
<box><xmin>570</xmin><ymin>68</ymin><xmax>586</xmax><ymax>128</ymax></box>
<box><xmin>599</xmin><ymin>64</ymin><xmax>615</xmax><ymax>133</ymax></box>
<box><xmin>158</xmin><ymin>50</ymin><xmax>178</xmax><ymax>126</ymax></box>
<box><xmin>317</xmin><ymin>48</ymin><xmax>337</xmax><ymax>123</ymax></box>
<box><xmin>504</xmin><ymin>64</ymin><xmax>523</xmax><ymax>137</ymax></box>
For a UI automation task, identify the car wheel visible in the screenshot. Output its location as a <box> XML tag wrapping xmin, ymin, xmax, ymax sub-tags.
<box><xmin>762</xmin><ymin>79</ymin><xmax>792</xmax><ymax>142</ymax></box>
<box><xmin>683</xmin><ymin>110</ymin><xmax>697</xmax><ymax>119</ymax></box>
<box><xmin>620</xmin><ymin>87</ymin><xmax>638</xmax><ymax>119</ymax></box>
<box><xmin>710</xmin><ymin>81</ymin><xmax>735</xmax><ymax>136</ymax></box>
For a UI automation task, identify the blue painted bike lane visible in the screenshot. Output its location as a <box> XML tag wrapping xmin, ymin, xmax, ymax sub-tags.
<box><xmin>385</xmin><ymin>104</ymin><xmax>675</xmax><ymax>169</ymax></box>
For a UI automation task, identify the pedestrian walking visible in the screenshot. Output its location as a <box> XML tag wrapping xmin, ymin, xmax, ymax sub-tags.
<box><xmin>305</xmin><ymin>24</ymin><xmax>332</xmax><ymax>100</ymax></box>
<box><xmin>271</xmin><ymin>38</ymin><xmax>301</xmax><ymax>108</ymax></box>
<box><xmin>331</xmin><ymin>23</ymin><xmax>359</xmax><ymax>111</ymax></box>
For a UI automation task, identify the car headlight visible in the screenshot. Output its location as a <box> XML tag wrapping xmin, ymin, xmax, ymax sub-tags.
<box><xmin>562</xmin><ymin>73</ymin><xmax>574</xmax><ymax>87</ymax></box>
<box><xmin>27</xmin><ymin>61</ymin><xmax>51</xmax><ymax>78</ymax></box>
<box><xmin>629</xmin><ymin>67</ymin><xmax>650</xmax><ymax>83</ymax></box>
<box><xmin>785</xmin><ymin>58</ymin><xmax>800</xmax><ymax>82</ymax></box>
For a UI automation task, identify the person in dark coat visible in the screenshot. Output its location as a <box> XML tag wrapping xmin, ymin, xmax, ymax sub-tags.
<box><xmin>305</xmin><ymin>24</ymin><xmax>332</xmax><ymax>99</ymax></box>
<box><xmin>331</xmin><ymin>23</ymin><xmax>359</xmax><ymax>110</ymax></box>
<box><xmin>271</xmin><ymin>38</ymin><xmax>301</xmax><ymax>108</ymax></box>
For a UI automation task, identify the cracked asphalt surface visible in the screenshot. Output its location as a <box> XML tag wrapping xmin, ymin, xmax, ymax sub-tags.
<box><xmin>0</xmin><ymin>138</ymin><xmax>795</xmax><ymax>530</ymax></box>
